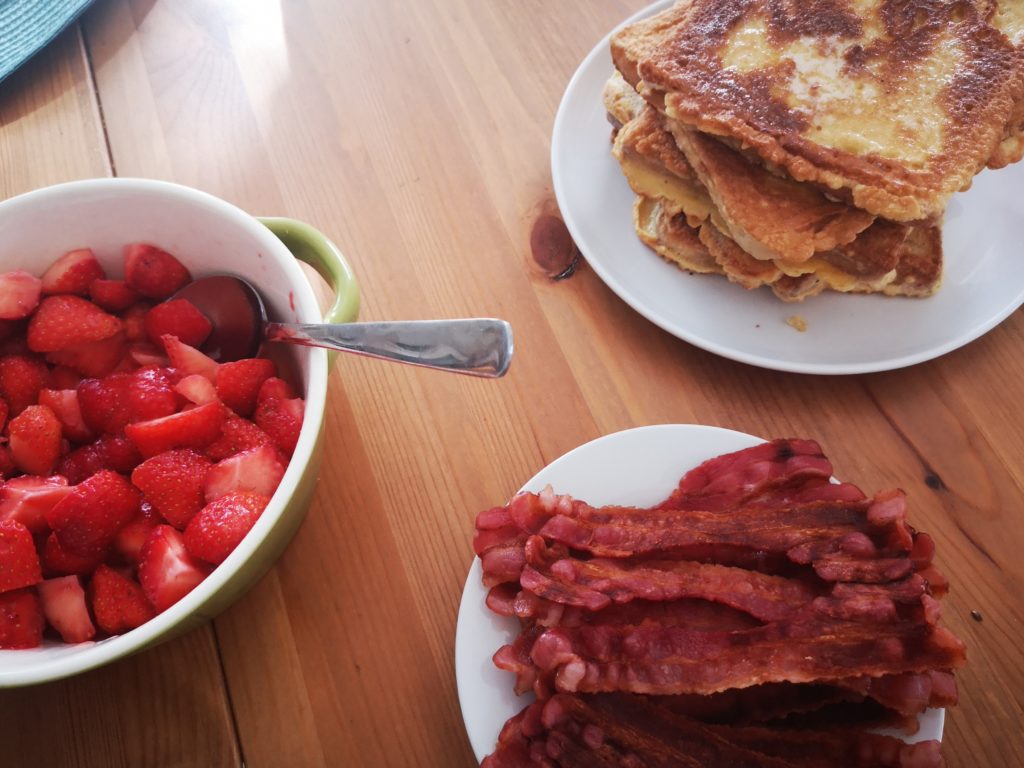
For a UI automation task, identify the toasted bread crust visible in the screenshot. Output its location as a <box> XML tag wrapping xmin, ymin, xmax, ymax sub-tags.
<box><xmin>613</xmin><ymin>0</ymin><xmax>1024</xmax><ymax>221</ymax></box>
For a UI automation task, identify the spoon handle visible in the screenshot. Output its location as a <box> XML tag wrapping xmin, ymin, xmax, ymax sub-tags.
<box><xmin>265</xmin><ymin>318</ymin><xmax>514</xmax><ymax>378</ymax></box>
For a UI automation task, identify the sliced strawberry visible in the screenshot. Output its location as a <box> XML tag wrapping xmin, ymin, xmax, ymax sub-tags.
<box><xmin>38</xmin><ymin>575</ymin><xmax>96</xmax><ymax>643</ymax></box>
<box><xmin>257</xmin><ymin>376</ymin><xmax>297</xmax><ymax>404</ymax></box>
<box><xmin>50</xmin><ymin>365</ymin><xmax>82</xmax><ymax>390</ymax></box>
<box><xmin>89</xmin><ymin>564</ymin><xmax>156</xmax><ymax>635</ymax></box>
<box><xmin>128</xmin><ymin>342</ymin><xmax>169</xmax><ymax>368</ymax></box>
<box><xmin>38</xmin><ymin>389</ymin><xmax>93</xmax><ymax>443</ymax></box>
<box><xmin>0</xmin><ymin>476</ymin><xmax>72</xmax><ymax>534</ymax></box>
<box><xmin>161</xmin><ymin>334</ymin><xmax>218</xmax><ymax>381</ymax></box>
<box><xmin>78</xmin><ymin>372</ymin><xmax>132</xmax><ymax>434</ymax></box>
<box><xmin>215</xmin><ymin>358</ymin><xmax>276</xmax><ymax>418</ymax></box>
<box><xmin>0</xmin><ymin>521</ymin><xmax>42</xmax><ymax>592</ymax></box>
<box><xmin>0</xmin><ymin>589</ymin><xmax>44</xmax><ymax>648</ymax></box>
<box><xmin>0</xmin><ymin>271</ymin><xmax>42</xmax><ymax>320</ymax></box>
<box><xmin>185</xmin><ymin>492</ymin><xmax>269</xmax><ymax>566</ymax></box>
<box><xmin>131</xmin><ymin>449</ymin><xmax>212</xmax><ymax>529</ymax></box>
<box><xmin>41</xmin><ymin>532</ymin><xmax>104</xmax><ymax>576</ymax></box>
<box><xmin>138</xmin><ymin>525</ymin><xmax>210</xmax><ymax>612</ymax></box>
<box><xmin>203</xmin><ymin>444</ymin><xmax>285</xmax><ymax>504</ymax></box>
<box><xmin>111</xmin><ymin>503</ymin><xmax>160</xmax><ymax>565</ymax></box>
<box><xmin>89</xmin><ymin>279</ymin><xmax>141</xmax><ymax>313</ymax></box>
<box><xmin>205</xmin><ymin>417</ymin><xmax>273</xmax><ymax>461</ymax></box>
<box><xmin>47</xmin><ymin>470</ymin><xmax>141</xmax><ymax>557</ymax></box>
<box><xmin>121</xmin><ymin>303</ymin><xmax>149</xmax><ymax>342</ymax></box>
<box><xmin>27</xmin><ymin>295</ymin><xmax>122</xmax><ymax>353</ymax></box>
<box><xmin>175</xmin><ymin>373</ymin><xmax>218</xmax><ymax>405</ymax></box>
<box><xmin>124</xmin><ymin>244</ymin><xmax>191</xmax><ymax>300</ymax></box>
<box><xmin>56</xmin><ymin>435</ymin><xmax>143</xmax><ymax>485</ymax></box>
<box><xmin>125</xmin><ymin>402</ymin><xmax>226</xmax><ymax>458</ymax></box>
<box><xmin>254</xmin><ymin>397</ymin><xmax>305</xmax><ymax>457</ymax></box>
<box><xmin>127</xmin><ymin>367</ymin><xmax>179</xmax><ymax>423</ymax></box>
<box><xmin>40</xmin><ymin>249</ymin><xmax>105</xmax><ymax>296</ymax></box>
<box><xmin>8</xmin><ymin>404</ymin><xmax>62</xmax><ymax>476</ymax></box>
<box><xmin>0</xmin><ymin>353</ymin><xmax>50</xmax><ymax>415</ymax></box>
<box><xmin>145</xmin><ymin>299</ymin><xmax>212</xmax><ymax>349</ymax></box>
<box><xmin>46</xmin><ymin>331</ymin><xmax>127</xmax><ymax>378</ymax></box>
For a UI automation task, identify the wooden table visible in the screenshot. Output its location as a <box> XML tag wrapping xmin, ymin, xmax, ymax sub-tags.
<box><xmin>0</xmin><ymin>1</ymin><xmax>1020</xmax><ymax>765</ymax></box>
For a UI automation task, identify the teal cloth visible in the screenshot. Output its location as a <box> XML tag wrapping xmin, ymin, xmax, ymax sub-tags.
<box><xmin>0</xmin><ymin>0</ymin><xmax>96</xmax><ymax>84</ymax></box>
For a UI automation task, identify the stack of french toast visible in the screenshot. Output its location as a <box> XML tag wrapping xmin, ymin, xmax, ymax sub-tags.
<box><xmin>604</xmin><ymin>0</ymin><xmax>1023</xmax><ymax>301</ymax></box>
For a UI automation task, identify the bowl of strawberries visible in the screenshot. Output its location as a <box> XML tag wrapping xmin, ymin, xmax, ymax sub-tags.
<box><xmin>0</xmin><ymin>178</ymin><xmax>359</xmax><ymax>685</ymax></box>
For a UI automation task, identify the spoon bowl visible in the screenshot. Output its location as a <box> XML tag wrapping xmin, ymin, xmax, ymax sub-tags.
<box><xmin>175</xmin><ymin>275</ymin><xmax>514</xmax><ymax>378</ymax></box>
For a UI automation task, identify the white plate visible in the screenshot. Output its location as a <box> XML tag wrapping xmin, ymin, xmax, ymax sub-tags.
<box><xmin>454</xmin><ymin>424</ymin><xmax>943</xmax><ymax>761</ymax></box>
<box><xmin>550</xmin><ymin>0</ymin><xmax>1024</xmax><ymax>375</ymax></box>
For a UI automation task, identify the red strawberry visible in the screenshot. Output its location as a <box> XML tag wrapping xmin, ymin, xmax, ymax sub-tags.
<box><xmin>138</xmin><ymin>525</ymin><xmax>210</xmax><ymax>611</ymax></box>
<box><xmin>78</xmin><ymin>372</ymin><xmax>132</xmax><ymax>434</ymax></box>
<box><xmin>0</xmin><ymin>271</ymin><xmax>42</xmax><ymax>320</ymax></box>
<box><xmin>203</xmin><ymin>444</ymin><xmax>285</xmax><ymax>503</ymax></box>
<box><xmin>38</xmin><ymin>389</ymin><xmax>93</xmax><ymax>443</ymax></box>
<box><xmin>127</xmin><ymin>367</ymin><xmax>179</xmax><ymax>423</ymax></box>
<box><xmin>8</xmin><ymin>404</ymin><xmax>62</xmax><ymax>476</ymax></box>
<box><xmin>121</xmin><ymin>303</ymin><xmax>149</xmax><ymax>342</ymax></box>
<box><xmin>0</xmin><ymin>476</ymin><xmax>72</xmax><ymax>534</ymax></box>
<box><xmin>111</xmin><ymin>503</ymin><xmax>161</xmax><ymax>565</ymax></box>
<box><xmin>46</xmin><ymin>331</ymin><xmax>127</xmax><ymax>377</ymax></box>
<box><xmin>257</xmin><ymin>376</ymin><xmax>296</xmax><ymax>404</ymax></box>
<box><xmin>127</xmin><ymin>342</ymin><xmax>169</xmax><ymax>368</ymax></box>
<box><xmin>38</xmin><ymin>575</ymin><xmax>96</xmax><ymax>643</ymax></box>
<box><xmin>41</xmin><ymin>532</ymin><xmax>104</xmax><ymax>576</ymax></box>
<box><xmin>145</xmin><ymin>299</ymin><xmax>212</xmax><ymax>348</ymax></box>
<box><xmin>0</xmin><ymin>353</ymin><xmax>50</xmax><ymax>415</ymax></box>
<box><xmin>131</xmin><ymin>449</ymin><xmax>212</xmax><ymax>529</ymax></box>
<box><xmin>184</xmin><ymin>493</ymin><xmax>269</xmax><ymax>565</ymax></box>
<box><xmin>254</xmin><ymin>396</ymin><xmax>305</xmax><ymax>457</ymax></box>
<box><xmin>0</xmin><ymin>521</ymin><xmax>42</xmax><ymax>592</ymax></box>
<box><xmin>124</xmin><ymin>244</ymin><xmax>191</xmax><ymax>300</ymax></box>
<box><xmin>0</xmin><ymin>589</ymin><xmax>43</xmax><ymax>648</ymax></box>
<box><xmin>161</xmin><ymin>334</ymin><xmax>218</xmax><ymax>380</ymax></box>
<box><xmin>205</xmin><ymin>417</ymin><xmax>272</xmax><ymax>461</ymax></box>
<box><xmin>175</xmin><ymin>373</ymin><xmax>218</xmax><ymax>405</ymax></box>
<box><xmin>46</xmin><ymin>470</ymin><xmax>141</xmax><ymax>557</ymax></box>
<box><xmin>124</xmin><ymin>402</ymin><xmax>226</xmax><ymax>458</ymax></box>
<box><xmin>40</xmin><ymin>249</ymin><xmax>105</xmax><ymax>296</ymax></box>
<box><xmin>50</xmin><ymin>365</ymin><xmax>82</xmax><ymax>390</ymax></box>
<box><xmin>27</xmin><ymin>296</ymin><xmax>122</xmax><ymax>353</ymax></box>
<box><xmin>89</xmin><ymin>279</ymin><xmax>140</xmax><ymax>313</ymax></box>
<box><xmin>89</xmin><ymin>565</ymin><xmax>156</xmax><ymax>635</ymax></box>
<box><xmin>215</xmin><ymin>358</ymin><xmax>276</xmax><ymax>417</ymax></box>
<box><xmin>57</xmin><ymin>435</ymin><xmax>143</xmax><ymax>484</ymax></box>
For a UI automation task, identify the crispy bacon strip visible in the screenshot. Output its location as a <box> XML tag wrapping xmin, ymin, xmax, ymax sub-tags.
<box><xmin>520</xmin><ymin>536</ymin><xmax>818</xmax><ymax>621</ymax></box>
<box><xmin>493</xmin><ymin>626</ymin><xmax>545</xmax><ymax>695</ymax></box>
<box><xmin>528</xmin><ymin>615</ymin><xmax>966</xmax><ymax>696</ymax></box>
<box><xmin>660</xmin><ymin>439</ymin><xmax>835</xmax><ymax>510</ymax></box>
<box><xmin>513</xmin><ymin>593</ymin><xmax>763</xmax><ymax>631</ymax></box>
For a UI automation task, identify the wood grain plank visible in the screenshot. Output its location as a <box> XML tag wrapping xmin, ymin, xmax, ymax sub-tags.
<box><xmin>0</xmin><ymin>20</ymin><xmax>241</xmax><ymax>768</ymax></box>
<box><xmin>80</xmin><ymin>0</ymin><xmax>1024</xmax><ymax>766</ymax></box>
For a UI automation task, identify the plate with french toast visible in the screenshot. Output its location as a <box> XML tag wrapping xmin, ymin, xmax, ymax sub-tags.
<box><xmin>552</xmin><ymin>0</ymin><xmax>1024</xmax><ymax>374</ymax></box>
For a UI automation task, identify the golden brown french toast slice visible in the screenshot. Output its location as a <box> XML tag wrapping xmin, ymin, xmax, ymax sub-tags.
<box><xmin>612</xmin><ymin>0</ymin><xmax>1024</xmax><ymax>222</ymax></box>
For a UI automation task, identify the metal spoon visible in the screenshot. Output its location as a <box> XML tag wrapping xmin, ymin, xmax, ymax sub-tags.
<box><xmin>173</xmin><ymin>275</ymin><xmax>513</xmax><ymax>378</ymax></box>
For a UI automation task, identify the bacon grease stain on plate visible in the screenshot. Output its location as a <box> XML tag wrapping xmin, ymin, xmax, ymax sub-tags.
<box><xmin>454</xmin><ymin>424</ymin><xmax>944</xmax><ymax>761</ymax></box>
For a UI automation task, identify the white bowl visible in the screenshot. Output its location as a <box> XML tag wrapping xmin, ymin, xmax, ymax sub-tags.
<box><xmin>0</xmin><ymin>178</ymin><xmax>359</xmax><ymax>686</ymax></box>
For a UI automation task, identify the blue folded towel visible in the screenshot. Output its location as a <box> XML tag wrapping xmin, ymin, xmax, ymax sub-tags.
<box><xmin>0</xmin><ymin>0</ymin><xmax>96</xmax><ymax>85</ymax></box>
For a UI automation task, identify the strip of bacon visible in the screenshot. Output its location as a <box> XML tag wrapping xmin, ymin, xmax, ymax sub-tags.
<box><xmin>514</xmin><ymin>593</ymin><xmax>763</xmax><ymax>631</ymax></box>
<box><xmin>528</xmin><ymin>615</ymin><xmax>966</xmax><ymax>696</ymax></box>
<box><xmin>519</xmin><ymin>536</ymin><xmax>818</xmax><ymax>621</ymax></box>
<box><xmin>493</xmin><ymin>626</ymin><xmax>545</xmax><ymax>695</ymax></box>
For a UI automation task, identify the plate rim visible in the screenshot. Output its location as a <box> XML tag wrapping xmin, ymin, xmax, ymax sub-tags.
<box><xmin>549</xmin><ymin>0</ymin><xmax>1024</xmax><ymax>375</ymax></box>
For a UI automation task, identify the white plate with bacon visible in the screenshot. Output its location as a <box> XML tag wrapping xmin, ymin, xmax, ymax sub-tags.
<box><xmin>456</xmin><ymin>424</ymin><xmax>953</xmax><ymax>763</ymax></box>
